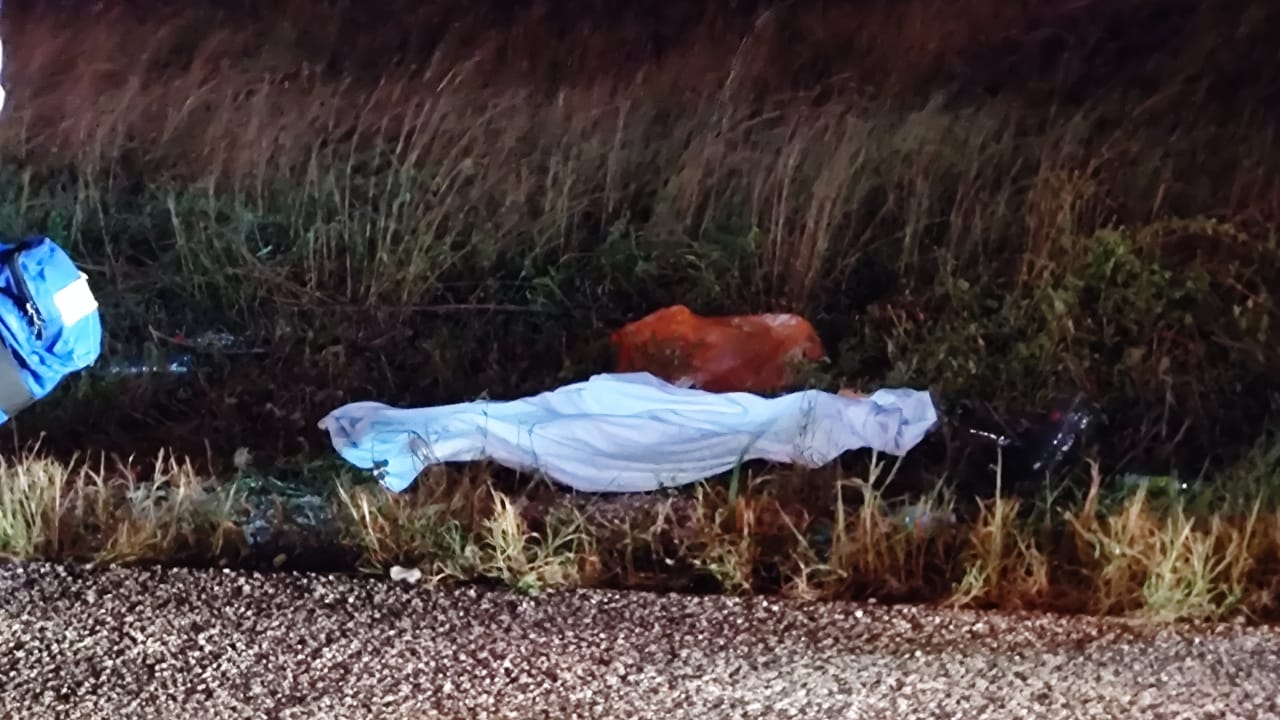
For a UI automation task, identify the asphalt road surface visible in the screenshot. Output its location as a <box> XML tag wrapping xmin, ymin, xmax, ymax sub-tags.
<box><xmin>2</xmin><ymin>562</ymin><xmax>1279</xmax><ymax>719</ymax></box>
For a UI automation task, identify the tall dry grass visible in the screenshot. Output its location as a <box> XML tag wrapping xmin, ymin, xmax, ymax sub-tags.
<box><xmin>0</xmin><ymin>447</ymin><xmax>243</xmax><ymax>563</ymax></box>
<box><xmin>3</xmin><ymin>10</ymin><xmax>1273</xmax><ymax>466</ymax></box>
<box><xmin>2</xmin><ymin>441</ymin><xmax>1278</xmax><ymax>621</ymax></box>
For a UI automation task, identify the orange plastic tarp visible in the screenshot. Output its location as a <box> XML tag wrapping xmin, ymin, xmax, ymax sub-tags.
<box><xmin>610</xmin><ymin>305</ymin><xmax>827</xmax><ymax>394</ymax></box>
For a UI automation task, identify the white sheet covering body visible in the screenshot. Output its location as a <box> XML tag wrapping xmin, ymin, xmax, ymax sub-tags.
<box><xmin>319</xmin><ymin>372</ymin><xmax>939</xmax><ymax>493</ymax></box>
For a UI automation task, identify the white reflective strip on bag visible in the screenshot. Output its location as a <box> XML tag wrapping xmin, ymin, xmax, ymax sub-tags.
<box><xmin>53</xmin><ymin>273</ymin><xmax>99</xmax><ymax>328</ymax></box>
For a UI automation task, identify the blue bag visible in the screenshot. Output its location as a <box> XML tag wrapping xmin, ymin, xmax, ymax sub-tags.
<box><xmin>0</xmin><ymin>236</ymin><xmax>103</xmax><ymax>424</ymax></box>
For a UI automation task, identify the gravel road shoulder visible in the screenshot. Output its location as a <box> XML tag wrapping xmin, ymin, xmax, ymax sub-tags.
<box><xmin>1</xmin><ymin>562</ymin><xmax>1278</xmax><ymax>719</ymax></box>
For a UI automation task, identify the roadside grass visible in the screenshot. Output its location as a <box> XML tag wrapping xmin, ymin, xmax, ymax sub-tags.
<box><xmin>949</xmin><ymin>453</ymin><xmax>1053</xmax><ymax>611</ymax></box>
<box><xmin>0</xmin><ymin>1</ymin><xmax>1277</xmax><ymax>623</ymax></box>
<box><xmin>0</xmin><ymin>447</ymin><xmax>244</xmax><ymax>565</ymax></box>
<box><xmin>336</xmin><ymin>468</ymin><xmax>598</xmax><ymax>592</ymax></box>
<box><xmin>3</xmin><ymin>441</ymin><xmax>1279</xmax><ymax>623</ymax></box>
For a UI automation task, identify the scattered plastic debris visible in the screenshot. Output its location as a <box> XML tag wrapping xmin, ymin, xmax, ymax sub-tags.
<box><xmin>183</xmin><ymin>330</ymin><xmax>241</xmax><ymax>348</ymax></box>
<box><xmin>893</xmin><ymin>502</ymin><xmax>956</xmax><ymax>536</ymax></box>
<box><xmin>100</xmin><ymin>354</ymin><xmax>194</xmax><ymax>377</ymax></box>
<box><xmin>319</xmin><ymin>371</ymin><xmax>938</xmax><ymax>494</ymax></box>
<box><xmin>611</xmin><ymin>305</ymin><xmax>826</xmax><ymax>394</ymax></box>
<box><xmin>1118</xmin><ymin>472</ymin><xmax>1189</xmax><ymax>496</ymax></box>
<box><xmin>952</xmin><ymin>393</ymin><xmax>1101</xmax><ymax>480</ymax></box>
<box><xmin>390</xmin><ymin>566</ymin><xmax>423</xmax><ymax>584</ymax></box>
<box><xmin>98</xmin><ymin>329</ymin><xmax>262</xmax><ymax>378</ymax></box>
<box><xmin>174</xmin><ymin>330</ymin><xmax>262</xmax><ymax>354</ymax></box>
<box><xmin>959</xmin><ymin>423</ymin><xmax>1016</xmax><ymax>448</ymax></box>
<box><xmin>1022</xmin><ymin>394</ymin><xmax>1100</xmax><ymax>475</ymax></box>
<box><xmin>238</xmin><ymin>476</ymin><xmax>335</xmax><ymax>550</ymax></box>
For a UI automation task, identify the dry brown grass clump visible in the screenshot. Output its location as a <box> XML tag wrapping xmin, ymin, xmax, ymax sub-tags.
<box><xmin>0</xmin><ymin>447</ymin><xmax>242</xmax><ymax>564</ymax></box>
<box><xmin>3</xmin><ymin>443</ymin><xmax>1279</xmax><ymax>621</ymax></box>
